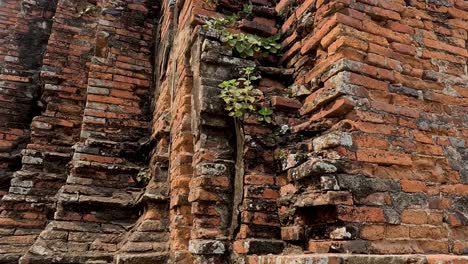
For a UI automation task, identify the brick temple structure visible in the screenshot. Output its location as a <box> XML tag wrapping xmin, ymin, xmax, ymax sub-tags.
<box><xmin>0</xmin><ymin>0</ymin><xmax>467</xmax><ymax>263</ymax></box>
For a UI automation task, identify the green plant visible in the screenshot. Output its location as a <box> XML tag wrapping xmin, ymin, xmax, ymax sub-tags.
<box><xmin>205</xmin><ymin>0</ymin><xmax>218</xmax><ymax>8</ymax></box>
<box><xmin>79</xmin><ymin>4</ymin><xmax>99</xmax><ymax>17</ymax></box>
<box><xmin>221</xmin><ymin>32</ymin><xmax>260</xmax><ymax>58</ymax></box>
<box><xmin>276</xmin><ymin>150</ymin><xmax>286</xmax><ymax>160</ymax></box>
<box><xmin>201</xmin><ymin>2</ymin><xmax>281</xmax><ymax>59</ymax></box>
<box><xmin>203</xmin><ymin>15</ymin><xmax>237</xmax><ymax>30</ymax></box>
<box><xmin>261</xmin><ymin>34</ymin><xmax>281</xmax><ymax>54</ymax></box>
<box><xmin>220</xmin><ymin>31</ymin><xmax>281</xmax><ymax>58</ymax></box>
<box><xmin>257</xmin><ymin>107</ymin><xmax>273</xmax><ymax>123</ymax></box>
<box><xmin>219</xmin><ymin>68</ymin><xmax>274</xmax><ymax>123</ymax></box>
<box><xmin>219</xmin><ymin>67</ymin><xmax>258</xmax><ymax>119</ymax></box>
<box><xmin>242</xmin><ymin>2</ymin><xmax>253</xmax><ymax>15</ymax></box>
<box><xmin>135</xmin><ymin>168</ymin><xmax>151</xmax><ymax>186</ymax></box>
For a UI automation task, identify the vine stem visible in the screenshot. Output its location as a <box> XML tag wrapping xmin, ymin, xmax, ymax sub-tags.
<box><xmin>229</xmin><ymin>118</ymin><xmax>245</xmax><ymax>239</ymax></box>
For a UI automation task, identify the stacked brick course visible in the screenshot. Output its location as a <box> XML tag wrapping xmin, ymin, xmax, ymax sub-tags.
<box><xmin>20</xmin><ymin>0</ymin><xmax>159</xmax><ymax>263</ymax></box>
<box><xmin>0</xmin><ymin>0</ymin><xmax>20</xmax><ymax>69</ymax></box>
<box><xmin>276</xmin><ymin>0</ymin><xmax>468</xmax><ymax>256</ymax></box>
<box><xmin>0</xmin><ymin>0</ymin><xmax>58</xmax><ymax>261</ymax></box>
<box><xmin>0</xmin><ymin>0</ymin><xmax>466</xmax><ymax>263</ymax></box>
<box><xmin>0</xmin><ymin>0</ymin><xmax>56</xmax><ymax>194</ymax></box>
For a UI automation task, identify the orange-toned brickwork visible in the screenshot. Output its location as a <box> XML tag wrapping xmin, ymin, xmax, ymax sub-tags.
<box><xmin>0</xmin><ymin>0</ymin><xmax>20</xmax><ymax>69</ymax></box>
<box><xmin>0</xmin><ymin>0</ymin><xmax>56</xmax><ymax>195</ymax></box>
<box><xmin>275</xmin><ymin>0</ymin><xmax>468</xmax><ymax>256</ymax></box>
<box><xmin>0</xmin><ymin>0</ymin><xmax>466</xmax><ymax>263</ymax></box>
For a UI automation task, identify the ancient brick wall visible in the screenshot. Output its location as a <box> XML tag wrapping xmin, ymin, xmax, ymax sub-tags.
<box><xmin>0</xmin><ymin>0</ymin><xmax>467</xmax><ymax>263</ymax></box>
<box><xmin>20</xmin><ymin>0</ymin><xmax>159</xmax><ymax>263</ymax></box>
<box><xmin>0</xmin><ymin>0</ymin><xmax>97</xmax><ymax>261</ymax></box>
<box><xmin>0</xmin><ymin>0</ymin><xmax>56</xmax><ymax>194</ymax></box>
<box><xmin>276</xmin><ymin>0</ymin><xmax>468</xmax><ymax>256</ymax></box>
<box><xmin>0</xmin><ymin>0</ymin><xmax>20</xmax><ymax>70</ymax></box>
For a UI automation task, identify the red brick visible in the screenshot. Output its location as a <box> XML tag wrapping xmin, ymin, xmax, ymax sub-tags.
<box><xmin>424</xmin><ymin>38</ymin><xmax>468</xmax><ymax>57</ymax></box>
<box><xmin>281</xmin><ymin>226</ymin><xmax>304</xmax><ymax>241</ymax></box>
<box><xmin>337</xmin><ymin>206</ymin><xmax>386</xmax><ymax>223</ymax></box>
<box><xmin>401</xmin><ymin>180</ymin><xmax>427</xmax><ymax>193</ymax></box>
<box><xmin>310</xmin><ymin>97</ymin><xmax>355</xmax><ymax>121</ymax></box>
<box><xmin>410</xmin><ymin>226</ymin><xmax>447</xmax><ymax>239</ymax></box>
<box><xmin>356</xmin><ymin>149</ymin><xmax>412</xmax><ymax>166</ymax></box>
<box><xmin>401</xmin><ymin>209</ymin><xmax>427</xmax><ymax>224</ymax></box>
<box><xmin>385</xmin><ymin>225</ymin><xmax>409</xmax><ymax>239</ymax></box>
<box><xmin>360</xmin><ymin>225</ymin><xmax>385</xmax><ymax>240</ymax></box>
<box><xmin>271</xmin><ymin>96</ymin><xmax>302</xmax><ymax>109</ymax></box>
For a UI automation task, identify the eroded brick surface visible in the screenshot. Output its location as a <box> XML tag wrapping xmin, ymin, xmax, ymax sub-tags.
<box><xmin>275</xmin><ymin>0</ymin><xmax>468</xmax><ymax>257</ymax></box>
<box><xmin>0</xmin><ymin>0</ymin><xmax>466</xmax><ymax>263</ymax></box>
<box><xmin>0</xmin><ymin>0</ymin><xmax>56</xmax><ymax>196</ymax></box>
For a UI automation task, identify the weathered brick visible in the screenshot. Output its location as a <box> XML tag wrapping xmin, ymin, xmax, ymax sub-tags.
<box><xmin>360</xmin><ymin>225</ymin><xmax>385</xmax><ymax>240</ymax></box>
<box><xmin>337</xmin><ymin>206</ymin><xmax>386</xmax><ymax>223</ymax></box>
<box><xmin>1</xmin><ymin>0</ymin><xmax>467</xmax><ymax>261</ymax></box>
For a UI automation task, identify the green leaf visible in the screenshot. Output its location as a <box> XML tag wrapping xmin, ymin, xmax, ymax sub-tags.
<box><xmin>258</xmin><ymin>107</ymin><xmax>273</xmax><ymax>116</ymax></box>
<box><xmin>236</xmin><ymin>44</ymin><xmax>245</xmax><ymax>53</ymax></box>
<box><xmin>217</xmin><ymin>66</ymin><xmax>262</xmax><ymax>120</ymax></box>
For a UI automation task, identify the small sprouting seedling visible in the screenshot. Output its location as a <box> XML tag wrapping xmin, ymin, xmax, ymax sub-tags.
<box><xmin>135</xmin><ymin>168</ymin><xmax>151</xmax><ymax>186</ymax></box>
<box><xmin>219</xmin><ymin>67</ymin><xmax>260</xmax><ymax>119</ymax></box>
<box><xmin>242</xmin><ymin>3</ymin><xmax>253</xmax><ymax>15</ymax></box>
<box><xmin>276</xmin><ymin>150</ymin><xmax>286</xmax><ymax>160</ymax></box>
<box><xmin>205</xmin><ymin>0</ymin><xmax>219</xmax><ymax>8</ymax></box>
<box><xmin>257</xmin><ymin>107</ymin><xmax>273</xmax><ymax>123</ymax></box>
<box><xmin>79</xmin><ymin>4</ymin><xmax>99</xmax><ymax>17</ymax></box>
